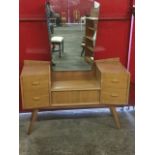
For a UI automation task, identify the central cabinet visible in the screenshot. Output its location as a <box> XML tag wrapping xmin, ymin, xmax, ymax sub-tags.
<box><xmin>51</xmin><ymin>70</ymin><xmax>101</xmax><ymax>106</ymax></box>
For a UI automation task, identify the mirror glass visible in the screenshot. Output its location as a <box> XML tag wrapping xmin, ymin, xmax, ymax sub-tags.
<box><xmin>46</xmin><ymin>0</ymin><xmax>100</xmax><ymax>71</ymax></box>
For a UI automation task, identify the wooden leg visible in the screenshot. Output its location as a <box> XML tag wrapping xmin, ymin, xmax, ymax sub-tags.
<box><xmin>27</xmin><ymin>109</ymin><xmax>38</xmax><ymax>135</ymax></box>
<box><xmin>110</xmin><ymin>107</ymin><xmax>121</xmax><ymax>129</ymax></box>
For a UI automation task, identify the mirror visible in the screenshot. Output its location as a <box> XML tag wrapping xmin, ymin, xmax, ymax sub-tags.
<box><xmin>46</xmin><ymin>0</ymin><xmax>100</xmax><ymax>71</ymax></box>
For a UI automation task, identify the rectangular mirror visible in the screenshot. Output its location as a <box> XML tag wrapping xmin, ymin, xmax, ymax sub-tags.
<box><xmin>46</xmin><ymin>0</ymin><xmax>100</xmax><ymax>71</ymax></box>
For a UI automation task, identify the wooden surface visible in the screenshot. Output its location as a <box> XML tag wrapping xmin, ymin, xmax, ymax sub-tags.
<box><xmin>20</xmin><ymin>60</ymin><xmax>51</xmax><ymax>109</ymax></box>
<box><xmin>102</xmin><ymin>88</ymin><xmax>128</xmax><ymax>105</ymax></box>
<box><xmin>28</xmin><ymin>109</ymin><xmax>38</xmax><ymax>135</ymax></box>
<box><xmin>52</xmin><ymin>70</ymin><xmax>95</xmax><ymax>81</ymax></box>
<box><xmin>102</xmin><ymin>73</ymin><xmax>129</xmax><ymax>89</ymax></box>
<box><xmin>51</xmin><ymin>90</ymin><xmax>100</xmax><ymax>106</ymax></box>
<box><xmin>110</xmin><ymin>107</ymin><xmax>121</xmax><ymax>129</ymax></box>
<box><xmin>95</xmin><ymin>57</ymin><xmax>120</xmax><ymax>63</ymax></box>
<box><xmin>96</xmin><ymin>61</ymin><xmax>127</xmax><ymax>73</ymax></box>
<box><xmin>96</xmin><ymin>60</ymin><xmax>130</xmax><ymax>105</ymax></box>
<box><xmin>51</xmin><ymin>69</ymin><xmax>101</xmax><ymax>106</ymax></box>
<box><xmin>51</xmin><ymin>80</ymin><xmax>100</xmax><ymax>91</ymax></box>
<box><xmin>24</xmin><ymin>60</ymin><xmax>50</xmax><ymax>66</ymax></box>
<box><xmin>21</xmin><ymin>65</ymin><xmax>50</xmax><ymax>76</ymax></box>
<box><xmin>20</xmin><ymin>59</ymin><xmax>130</xmax><ymax>109</ymax></box>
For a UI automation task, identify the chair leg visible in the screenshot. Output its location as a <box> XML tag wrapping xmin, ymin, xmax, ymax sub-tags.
<box><xmin>62</xmin><ymin>40</ymin><xmax>64</xmax><ymax>53</ymax></box>
<box><xmin>81</xmin><ymin>47</ymin><xmax>85</xmax><ymax>56</ymax></box>
<box><xmin>59</xmin><ymin>43</ymin><xmax>61</xmax><ymax>58</ymax></box>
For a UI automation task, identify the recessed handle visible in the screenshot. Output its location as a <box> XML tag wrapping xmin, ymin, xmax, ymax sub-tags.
<box><xmin>33</xmin><ymin>97</ymin><xmax>40</xmax><ymax>101</ymax></box>
<box><xmin>111</xmin><ymin>94</ymin><xmax>118</xmax><ymax>97</ymax></box>
<box><xmin>111</xmin><ymin>79</ymin><xmax>119</xmax><ymax>83</ymax></box>
<box><xmin>32</xmin><ymin>81</ymin><xmax>40</xmax><ymax>86</ymax></box>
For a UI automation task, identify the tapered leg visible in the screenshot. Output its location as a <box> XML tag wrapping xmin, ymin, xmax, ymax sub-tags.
<box><xmin>27</xmin><ymin>109</ymin><xmax>38</xmax><ymax>135</ymax></box>
<box><xmin>110</xmin><ymin>107</ymin><xmax>121</xmax><ymax>129</ymax></box>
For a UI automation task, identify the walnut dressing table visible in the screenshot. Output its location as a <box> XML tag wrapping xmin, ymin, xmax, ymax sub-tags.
<box><xmin>20</xmin><ymin>58</ymin><xmax>130</xmax><ymax>134</ymax></box>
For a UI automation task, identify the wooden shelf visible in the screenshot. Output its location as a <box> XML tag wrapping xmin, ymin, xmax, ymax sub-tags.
<box><xmin>85</xmin><ymin>46</ymin><xmax>94</xmax><ymax>52</ymax></box>
<box><xmin>51</xmin><ymin>79</ymin><xmax>100</xmax><ymax>91</ymax></box>
<box><xmin>85</xmin><ymin>17</ymin><xmax>98</xmax><ymax>61</ymax></box>
<box><xmin>88</xmin><ymin>27</ymin><xmax>96</xmax><ymax>31</ymax></box>
<box><xmin>86</xmin><ymin>36</ymin><xmax>93</xmax><ymax>41</ymax></box>
<box><xmin>86</xmin><ymin>17</ymin><xmax>98</xmax><ymax>20</ymax></box>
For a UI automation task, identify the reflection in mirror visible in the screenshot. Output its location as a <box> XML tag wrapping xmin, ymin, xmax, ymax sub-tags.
<box><xmin>46</xmin><ymin>0</ymin><xmax>100</xmax><ymax>71</ymax></box>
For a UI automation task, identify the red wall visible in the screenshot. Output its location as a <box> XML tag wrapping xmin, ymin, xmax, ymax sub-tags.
<box><xmin>95</xmin><ymin>0</ymin><xmax>132</xmax><ymax>65</ymax></box>
<box><xmin>19</xmin><ymin>0</ymin><xmax>135</xmax><ymax>111</ymax></box>
<box><xmin>95</xmin><ymin>0</ymin><xmax>135</xmax><ymax>105</ymax></box>
<box><xmin>19</xmin><ymin>0</ymin><xmax>51</xmax><ymax>111</ymax></box>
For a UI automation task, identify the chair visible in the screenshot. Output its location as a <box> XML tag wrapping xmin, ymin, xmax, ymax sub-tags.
<box><xmin>81</xmin><ymin>42</ymin><xmax>85</xmax><ymax>56</ymax></box>
<box><xmin>81</xmin><ymin>37</ymin><xmax>85</xmax><ymax>56</ymax></box>
<box><xmin>51</xmin><ymin>36</ymin><xmax>64</xmax><ymax>57</ymax></box>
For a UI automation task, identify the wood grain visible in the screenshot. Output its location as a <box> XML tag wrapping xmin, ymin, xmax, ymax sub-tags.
<box><xmin>51</xmin><ymin>80</ymin><xmax>100</xmax><ymax>91</ymax></box>
<box><xmin>110</xmin><ymin>107</ymin><xmax>121</xmax><ymax>129</ymax></box>
<box><xmin>101</xmin><ymin>88</ymin><xmax>127</xmax><ymax>105</ymax></box>
<box><xmin>51</xmin><ymin>90</ymin><xmax>100</xmax><ymax>106</ymax></box>
<box><xmin>20</xmin><ymin>61</ymin><xmax>51</xmax><ymax>109</ymax></box>
<box><xmin>28</xmin><ymin>109</ymin><xmax>38</xmax><ymax>135</ymax></box>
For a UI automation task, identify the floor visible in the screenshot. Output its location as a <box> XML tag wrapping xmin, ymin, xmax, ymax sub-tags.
<box><xmin>52</xmin><ymin>24</ymin><xmax>92</xmax><ymax>71</ymax></box>
<box><xmin>19</xmin><ymin>107</ymin><xmax>135</xmax><ymax>155</ymax></box>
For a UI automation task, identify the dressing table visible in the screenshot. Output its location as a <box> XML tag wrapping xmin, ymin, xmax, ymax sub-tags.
<box><xmin>20</xmin><ymin>58</ymin><xmax>130</xmax><ymax>134</ymax></box>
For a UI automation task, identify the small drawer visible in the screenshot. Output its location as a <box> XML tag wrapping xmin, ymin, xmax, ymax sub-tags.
<box><xmin>23</xmin><ymin>91</ymin><xmax>49</xmax><ymax>109</ymax></box>
<box><xmin>21</xmin><ymin>75</ymin><xmax>49</xmax><ymax>91</ymax></box>
<box><xmin>101</xmin><ymin>88</ymin><xmax>128</xmax><ymax>105</ymax></box>
<box><xmin>102</xmin><ymin>73</ymin><xmax>129</xmax><ymax>89</ymax></box>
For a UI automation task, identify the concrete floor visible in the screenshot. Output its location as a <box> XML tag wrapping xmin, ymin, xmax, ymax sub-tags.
<box><xmin>20</xmin><ymin>107</ymin><xmax>135</xmax><ymax>155</ymax></box>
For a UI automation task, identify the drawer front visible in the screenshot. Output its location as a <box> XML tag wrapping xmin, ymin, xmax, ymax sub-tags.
<box><xmin>22</xmin><ymin>75</ymin><xmax>49</xmax><ymax>91</ymax></box>
<box><xmin>102</xmin><ymin>73</ymin><xmax>129</xmax><ymax>89</ymax></box>
<box><xmin>51</xmin><ymin>90</ymin><xmax>100</xmax><ymax>106</ymax></box>
<box><xmin>23</xmin><ymin>91</ymin><xmax>50</xmax><ymax>109</ymax></box>
<box><xmin>101</xmin><ymin>88</ymin><xmax>128</xmax><ymax>105</ymax></box>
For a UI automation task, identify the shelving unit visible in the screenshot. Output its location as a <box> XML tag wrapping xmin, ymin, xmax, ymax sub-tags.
<box><xmin>85</xmin><ymin>17</ymin><xmax>98</xmax><ymax>63</ymax></box>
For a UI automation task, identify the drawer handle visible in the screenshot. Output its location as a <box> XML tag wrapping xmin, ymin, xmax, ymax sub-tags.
<box><xmin>33</xmin><ymin>97</ymin><xmax>40</xmax><ymax>101</ymax></box>
<box><xmin>32</xmin><ymin>81</ymin><xmax>40</xmax><ymax>86</ymax></box>
<box><xmin>111</xmin><ymin>79</ymin><xmax>119</xmax><ymax>83</ymax></box>
<box><xmin>111</xmin><ymin>94</ymin><xmax>118</xmax><ymax>97</ymax></box>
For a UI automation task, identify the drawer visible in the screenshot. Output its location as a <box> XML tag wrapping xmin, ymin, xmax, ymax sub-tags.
<box><xmin>23</xmin><ymin>91</ymin><xmax>50</xmax><ymax>109</ymax></box>
<box><xmin>21</xmin><ymin>75</ymin><xmax>49</xmax><ymax>91</ymax></box>
<box><xmin>101</xmin><ymin>88</ymin><xmax>128</xmax><ymax>105</ymax></box>
<box><xmin>102</xmin><ymin>73</ymin><xmax>129</xmax><ymax>89</ymax></box>
<box><xmin>51</xmin><ymin>90</ymin><xmax>100</xmax><ymax>106</ymax></box>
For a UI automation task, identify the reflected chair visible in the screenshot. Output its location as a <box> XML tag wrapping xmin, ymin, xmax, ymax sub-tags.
<box><xmin>81</xmin><ymin>37</ymin><xmax>85</xmax><ymax>56</ymax></box>
<box><xmin>51</xmin><ymin>36</ymin><xmax>64</xmax><ymax>58</ymax></box>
